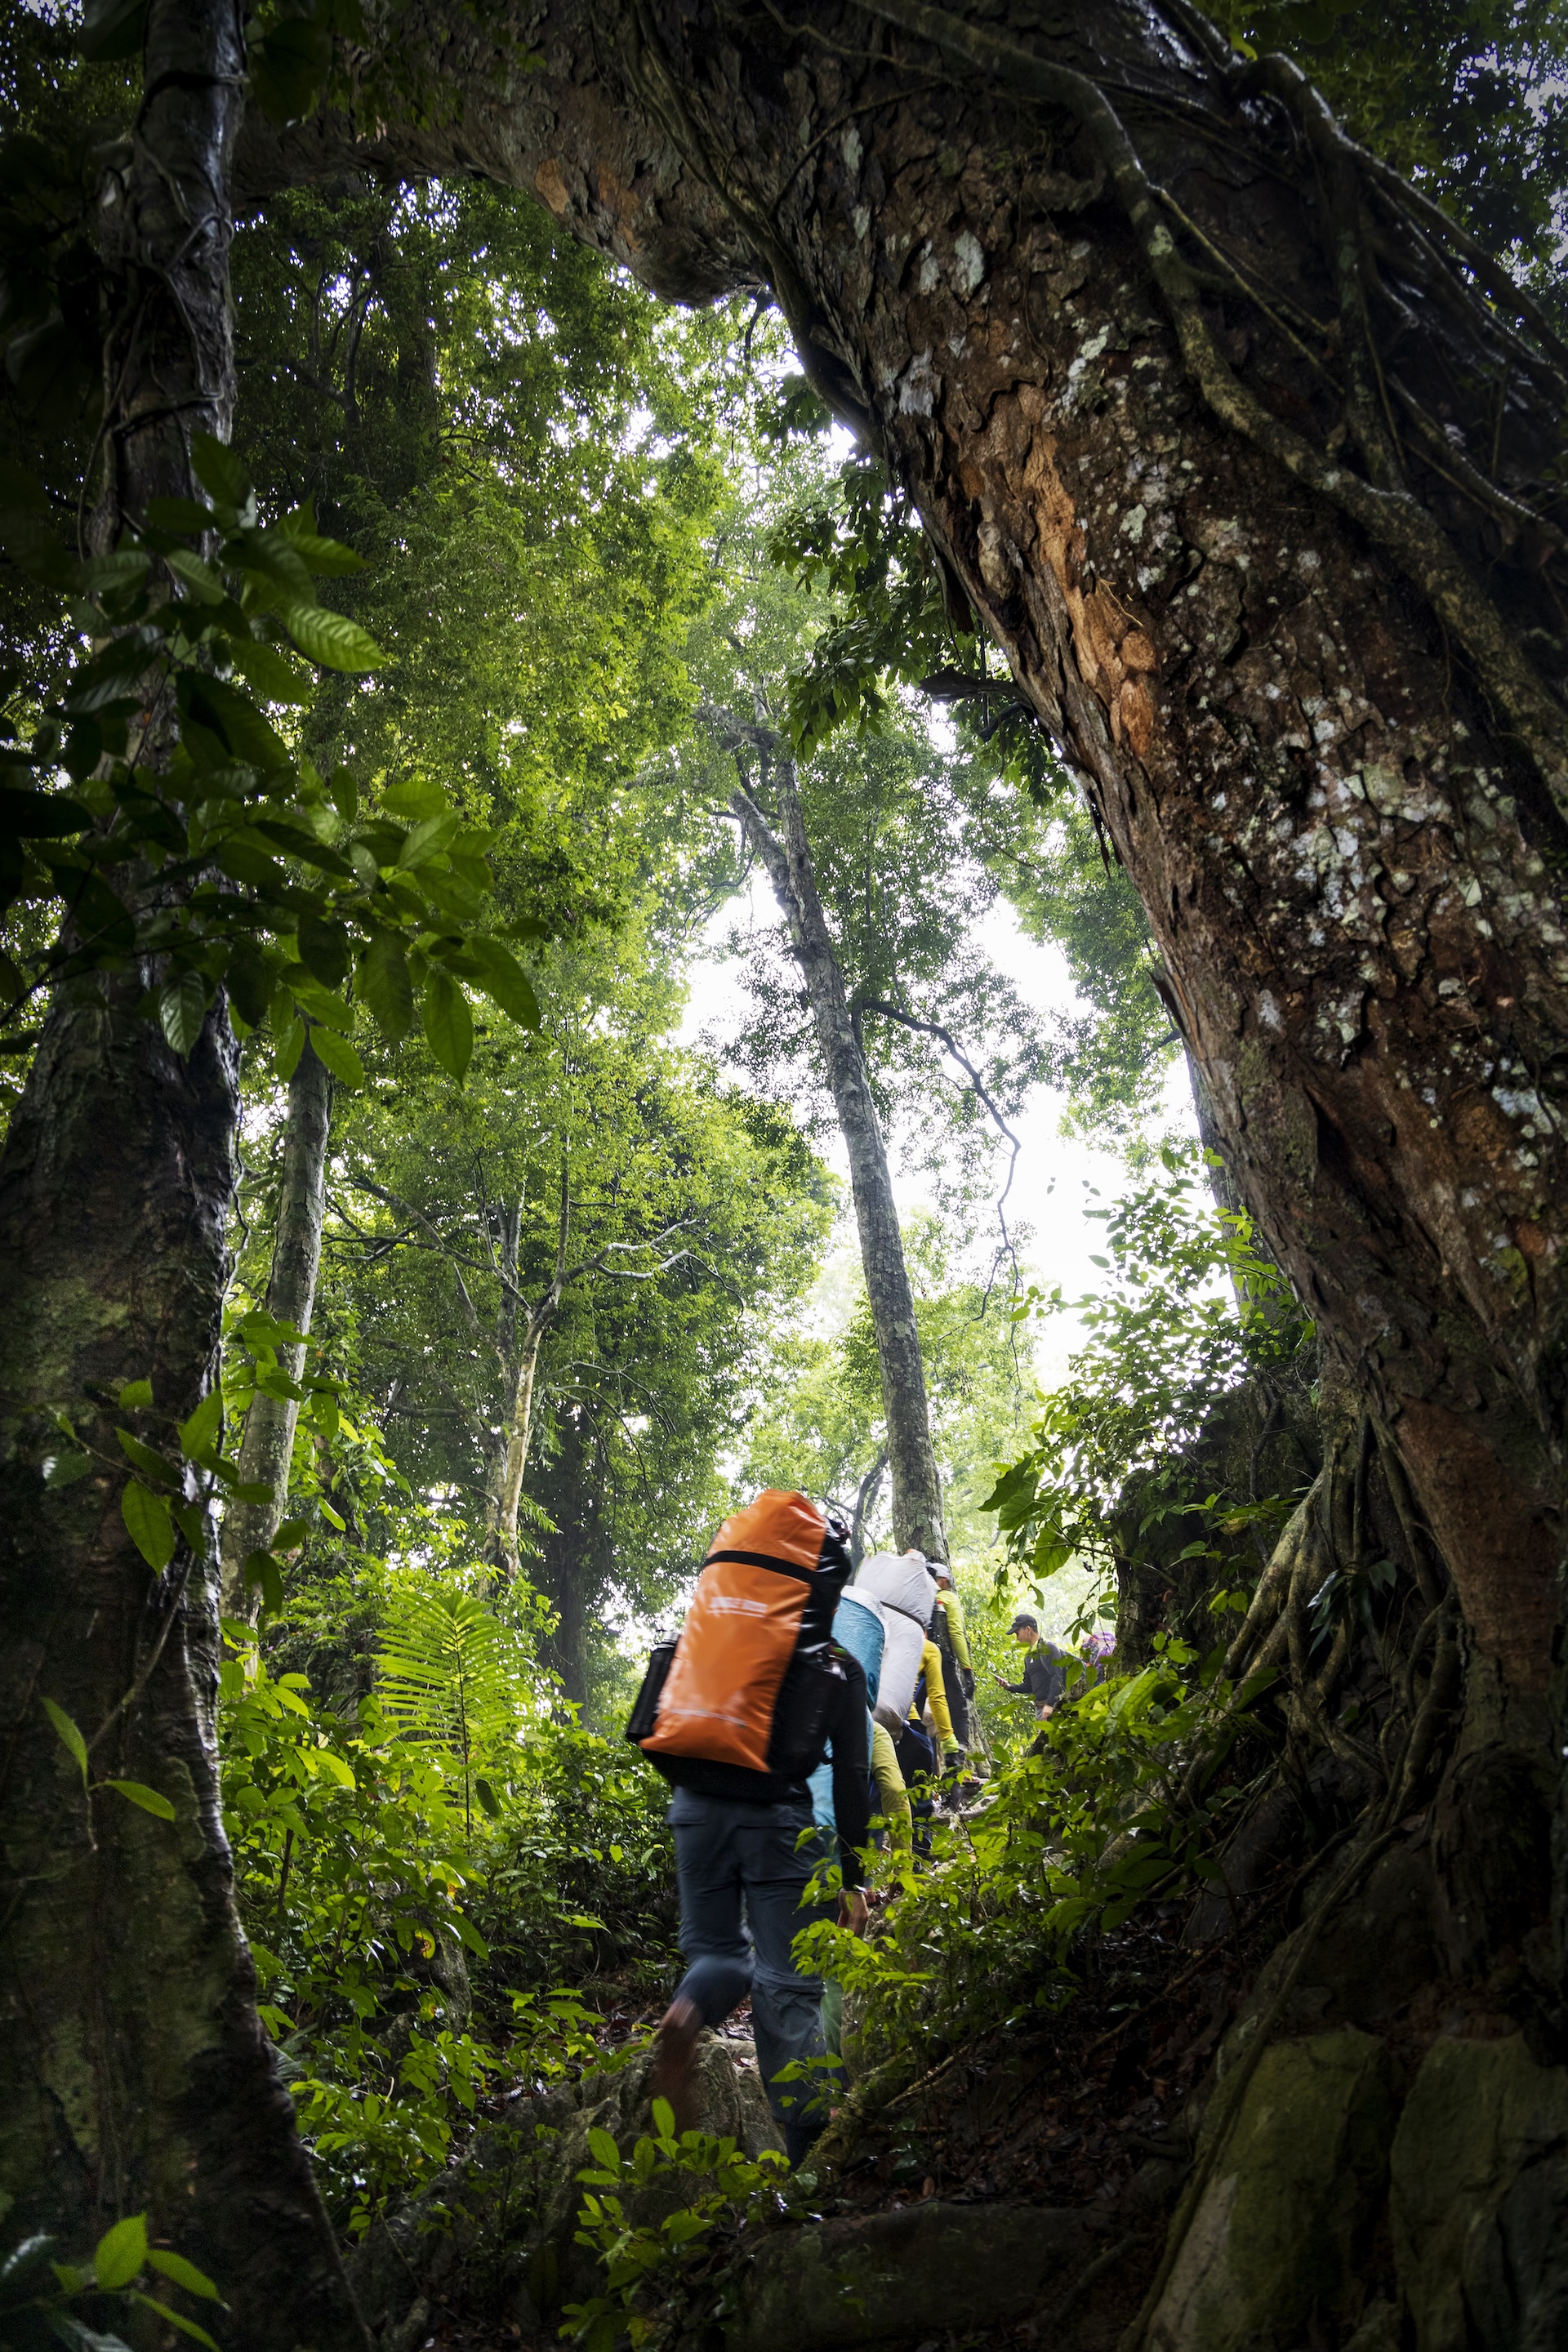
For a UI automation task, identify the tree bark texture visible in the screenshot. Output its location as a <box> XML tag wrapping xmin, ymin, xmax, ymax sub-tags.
<box><xmin>220</xmin><ymin>1035</ymin><xmax>332</xmax><ymax>1616</ymax></box>
<box><xmin>0</xmin><ymin>2</ymin><xmax>366</xmax><ymax>2335</ymax></box>
<box><xmin>241</xmin><ymin>0</ymin><xmax>1568</xmax><ymax>1738</ymax></box>
<box><xmin>731</xmin><ymin>754</ymin><xmax>948</xmax><ymax>1561</ymax></box>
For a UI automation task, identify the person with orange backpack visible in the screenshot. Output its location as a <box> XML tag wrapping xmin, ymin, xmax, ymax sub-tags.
<box><xmin>625</xmin><ymin>1490</ymin><xmax>871</xmax><ymax>2163</ymax></box>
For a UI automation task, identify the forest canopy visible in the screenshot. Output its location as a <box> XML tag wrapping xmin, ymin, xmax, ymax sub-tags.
<box><xmin>2</xmin><ymin>2</ymin><xmax>1568</xmax><ymax>2348</ymax></box>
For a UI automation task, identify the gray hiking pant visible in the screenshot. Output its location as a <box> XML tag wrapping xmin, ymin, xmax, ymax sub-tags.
<box><xmin>666</xmin><ymin>1786</ymin><xmax>837</xmax><ymax>2163</ymax></box>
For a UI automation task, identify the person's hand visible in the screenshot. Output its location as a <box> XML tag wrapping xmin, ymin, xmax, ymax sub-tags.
<box><xmin>1038</xmin><ymin>1704</ymin><xmax>1054</xmax><ymax>1720</ymax></box>
<box><xmin>993</xmin><ymin>1673</ymin><xmax>1010</xmax><ymax>1690</ymax></box>
<box><xmin>838</xmin><ymin>1889</ymin><xmax>870</xmax><ymax>1936</ymax></box>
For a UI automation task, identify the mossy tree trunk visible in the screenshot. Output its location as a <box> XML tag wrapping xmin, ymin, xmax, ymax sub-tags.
<box><xmin>220</xmin><ymin>1033</ymin><xmax>332</xmax><ymax>1617</ymax></box>
<box><xmin>0</xmin><ymin>2</ymin><xmax>367</xmax><ymax>2336</ymax></box>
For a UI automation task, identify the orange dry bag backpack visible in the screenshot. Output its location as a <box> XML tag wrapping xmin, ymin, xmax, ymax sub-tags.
<box><xmin>626</xmin><ymin>1490</ymin><xmax>851</xmax><ymax>1780</ymax></box>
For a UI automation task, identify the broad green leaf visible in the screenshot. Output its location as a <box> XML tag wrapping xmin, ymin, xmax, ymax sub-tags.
<box><xmin>318</xmin><ymin>1495</ymin><xmax>345</xmax><ymax>1529</ymax></box>
<box><xmin>243</xmin><ymin>1551</ymin><xmax>285</xmax><ymax>1616</ymax></box>
<box><xmin>116</xmin><ymin>1429</ymin><xmax>180</xmax><ymax>1489</ymax></box>
<box><xmin>272</xmin><ymin>1517</ymin><xmax>310</xmax><ymax>1550</ymax></box>
<box><xmin>275</xmin><ymin>1015</ymin><xmax>305</xmax><ymax>1081</ymax></box>
<box><xmin>421</xmin><ymin>968</ymin><xmax>472</xmax><ymax>1084</ymax></box>
<box><xmin>143</xmin><ymin>497</ymin><xmax>215</xmax><ymax>536</ymax></box>
<box><xmin>277</xmin><ymin>519</ymin><xmax>364</xmax><ymax>577</ymax></box>
<box><xmin>74</xmin><ymin>873</ymin><xmax>136</xmax><ymax>956</ymax></box>
<box><xmin>359</xmin><ymin>933</ymin><xmax>412</xmax><ymax>1045</ymax></box>
<box><xmin>296</xmin><ymin>910</ymin><xmax>350</xmax><ymax>991</ymax></box>
<box><xmin>326</xmin><ymin>764</ymin><xmax>359</xmax><ymax>821</ymax></box>
<box><xmin>122</xmin><ymin>1480</ymin><xmax>176</xmax><ymax>1571</ymax></box>
<box><xmin>42</xmin><ymin>1697</ymin><xmax>88</xmax><ymax>1786</ymax></box>
<box><xmin>225</xmin><ymin>938</ymin><xmax>272</xmax><ymax>1029</ymax></box>
<box><xmin>306</xmin><ymin>1024</ymin><xmax>365</xmax><ymax>1090</ymax></box>
<box><xmin>167</xmin><ymin>549</ymin><xmax>225</xmax><ymax>605</ymax></box>
<box><xmin>189</xmin><ymin>432</ymin><xmax>249</xmax><ymax>510</ymax></box>
<box><xmin>105</xmin><ymin>1780</ymin><xmax>176</xmax><ymax>1823</ymax></box>
<box><xmin>93</xmin><ymin>2213</ymin><xmax>148</xmax><ymax>2291</ymax></box>
<box><xmin>118</xmin><ymin>1379</ymin><xmax>154</xmax><ymax>1410</ymax></box>
<box><xmin>468</xmin><ymin>938</ymin><xmax>540</xmax><ymax>1029</ymax></box>
<box><xmin>281</xmin><ymin>604</ymin><xmax>383</xmax><ymax>673</ymax></box>
<box><xmin>158</xmin><ymin>971</ymin><xmax>208</xmax><ymax>1058</ymax></box>
<box><xmin>396</xmin><ymin>811</ymin><xmax>459</xmax><ymax>870</ymax></box>
<box><xmin>172</xmin><ymin>1500</ymin><xmax>209</xmax><ymax>1555</ymax></box>
<box><xmin>586</xmin><ymin>2127</ymin><xmax>621</xmax><ymax>2172</ymax></box>
<box><xmin>131</xmin><ymin>2294</ymin><xmax>220</xmax><ymax>2350</ymax></box>
<box><xmin>42</xmin><ymin>1450</ymin><xmax>92</xmax><ymax>1487</ymax></box>
<box><xmin>226</xmin><ymin>639</ymin><xmax>312</xmax><ymax>705</ymax></box>
<box><xmin>178</xmin><ymin>1389</ymin><xmax>223</xmax><ymax>1460</ymax></box>
<box><xmin>382</xmin><ymin>776</ymin><xmax>446</xmax><ymax>820</ymax></box>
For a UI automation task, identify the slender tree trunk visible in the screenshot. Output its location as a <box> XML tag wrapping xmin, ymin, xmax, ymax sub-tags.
<box><xmin>732</xmin><ymin>747</ymin><xmax>947</xmax><ymax>1561</ymax></box>
<box><xmin>220</xmin><ymin>1035</ymin><xmax>332</xmax><ymax>1615</ymax></box>
<box><xmin>536</xmin><ymin>1405</ymin><xmax>595</xmax><ymax>1705</ymax></box>
<box><xmin>488</xmin><ymin>1156</ymin><xmax>569</xmax><ymax>1578</ymax></box>
<box><xmin>0</xmin><ymin>5</ymin><xmax>367</xmax><ymax>2336</ymax></box>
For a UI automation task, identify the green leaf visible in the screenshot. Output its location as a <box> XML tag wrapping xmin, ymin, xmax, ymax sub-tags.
<box><xmin>42</xmin><ymin>1450</ymin><xmax>93</xmax><ymax>1488</ymax></box>
<box><xmin>226</xmin><ymin>639</ymin><xmax>312</xmax><ymax>706</ymax></box>
<box><xmin>93</xmin><ymin>2213</ymin><xmax>148</xmax><ymax>2292</ymax></box>
<box><xmin>326</xmin><ymin>764</ymin><xmax>359</xmax><ymax>821</ymax></box>
<box><xmin>225</xmin><ymin>937</ymin><xmax>273</xmax><ymax>1029</ymax></box>
<box><xmin>131</xmin><ymin>2295</ymin><xmax>220</xmax><ymax>2350</ymax></box>
<box><xmin>396</xmin><ymin>811</ymin><xmax>459</xmax><ymax>870</ymax></box>
<box><xmin>359</xmin><ymin>933</ymin><xmax>412</xmax><ymax>1045</ymax></box>
<box><xmin>243</xmin><ymin>1551</ymin><xmax>285</xmax><ymax>1616</ymax></box>
<box><xmin>382</xmin><ymin>777</ymin><xmax>446</xmax><ymax>820</ymax></box>
<box><xmin>272</xmin><ymin>1517</ymin><xmax>310</xmax><ymax>1550</ymax></box>
<box><xmin>296</xmin><ymin>910</ymin><xmax>350</xmax><ymax>991</ymax></box>
<box><xmin>0</xmin><ymin>788</ymin><xmax>92</xmax><ymax>840</ymax></box>
<box><xmin>144</xmin><ymin>497</ymin><xmax>216</xmax><ymax>536</ymax></box>
<box><xmin>80</xmin><ymin>0</ymin><xmax>148</xmax><ymax>60</ymax></box>
<box><xmin>306</xmin><ymin>1023</ymin><xmax>365</xmax><ymax>1090</ymax></box>
<box><xmin>178</xmin><ymin>1389</ymin><xmax>223</xmax><ymax>1460</ymax></box>
<box><xmin>468</xmin><ymin>938</ymin><xmax>539</xmax><ymax>1029</ymax></box>
<box><xmin>73</xmin><ymin>873</ymin><xmax>136</xmax><ymax>956</ymax></box>
<box><xmin>189</xmin><ymin>433</ymin><xmax>249</xmax><ymax>511</ymax></box>
<box><xmin>275</xmin><ymin>1015</ymin><xmax>305</xmax><ymax>1081</ymax></box>
<box><xmin>586</xmin><ymin>2128</ymin><xmax>621</xmax><ymax>2173</ymax></box>
<box><xmin>122</xmin><ymin>1480</ymin><xmax>176</xmax><ymax>1571</ymax></box>
<box><xmin>118</xmin><ymin>1379</ymin><xmax>154</xmax><ymax>1410</ymax></box>
<box><xmin>141</xmin><ymin>2246</ymin><xmax>221</xmax><ymax>2297</ymax></box>
<box><xmin>281</xmin><ymin>604</ymin><xmax>383</xmax><ymax>673</ymax></box>
<box><xmin>421</xmin><ymin>968</ymin><xmax>472</xmax><ymax>1083</ymax></box>
<box><xmin>105</xmin><ymin>1780</ymin><xmax>176</xmax><ymax>1823</ymax></box>
<box><xmin>277</xmin><ymin>518</ymin><xmax>364</xmax><ymax>577</ymax></box>
<box><xmin>43</xmin><ymin>1697</ymin><xmax>88</xmax><ymax>1786</ymax></box>
<box><xmin>167</xmin><ymin>549</ymin><xmax>225</xmax><ymax>605</ymax></box>
<box><xmin>116</xmin><ymin>1428</ymin><xmax>180</xmax><ymax>1488</ymax></box>
<box><xmin>158</xmin><ymin>971</ymin><xmax>208</xmax><ymax>1058</ymax></box>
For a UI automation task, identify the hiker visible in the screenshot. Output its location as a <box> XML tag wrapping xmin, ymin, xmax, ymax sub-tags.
<box><xmin>929</xmin><ymin>1569</ymin><xmax>971</xmax><ymax>1754</ymax></box>
<box><xmin>626</xmin><ymin>1490</ymin><xmax>871</xmax><ymax>2165</ymax></box>
<box><xmin>995</xmin><ymin>1611</ymin><xmax>1070</xmax><ymax>1721</ymax></box>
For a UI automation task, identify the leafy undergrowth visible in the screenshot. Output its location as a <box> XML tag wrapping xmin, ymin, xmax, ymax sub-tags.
<box><xmin>825</xmin><ymin>1904</ymin><xmax>1264</xmax><ymax>2215</ymax></box>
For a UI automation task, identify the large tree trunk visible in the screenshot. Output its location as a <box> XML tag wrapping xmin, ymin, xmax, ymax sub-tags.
<box><xmin>220</xmin><ymin>1035</ymin><xmax>332</xmax><ymax>1616</ymax></box>
<box><xmin>729</xmin><ymin>739</ymin><xmax>947</xmax><ymax>1561</ymax></box>
<box><xmin>238</xmin><ymin>0</ymin><xmax>1568</xmax><ymax>1737</ymax></box>
<box><xmin>0</xmin><ymin>3</ymin><xmax>366</xmax><ymax>2336</ymax></box>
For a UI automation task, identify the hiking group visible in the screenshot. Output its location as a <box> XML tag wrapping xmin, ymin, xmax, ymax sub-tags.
<box><xmin>624</xmin><ymin>1488</ymin><xmax>1111</xmax><ymax>2165</ymax></box>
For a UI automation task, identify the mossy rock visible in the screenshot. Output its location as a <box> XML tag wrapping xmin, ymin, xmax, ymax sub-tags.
<box><xmin>716</xmin><ymin>2198</ymin><xmax>1096</xmax><ymax>2352</ymax></box>
<box><xmin>1148</xmin><ymin>2027</ymin><xmax>1397</xmax><ymax>2352</ymax></box>
<box><xmin>1390</xmin><ymin>2029</ymin><xmax>1568</xmax><ymax>2352</ymax></box>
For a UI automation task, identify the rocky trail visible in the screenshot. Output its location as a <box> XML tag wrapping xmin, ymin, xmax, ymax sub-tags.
<box><xmin>348</xmin><ymin>1799</ymin><xmax>1568</xmax><ymax>2352</ymax></box>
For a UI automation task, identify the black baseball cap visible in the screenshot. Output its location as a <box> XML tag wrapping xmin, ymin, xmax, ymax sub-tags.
<box><xmin>1008</xmin><ymin>1611</ymin><xmax>1038</xmax><ymax>1634</ymax></box>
